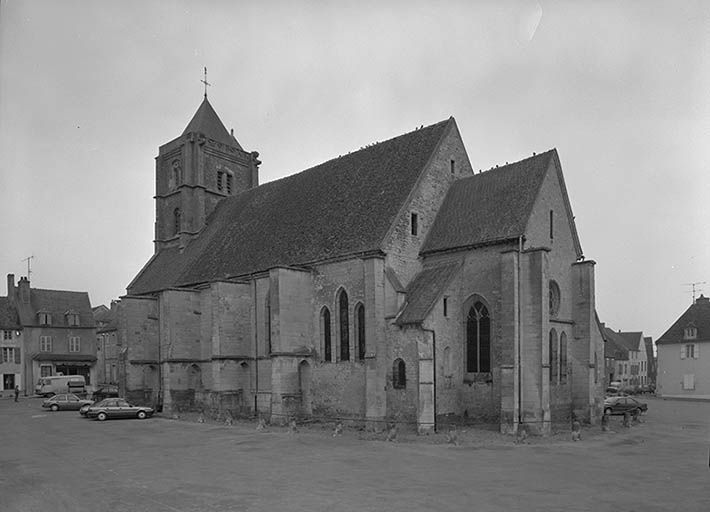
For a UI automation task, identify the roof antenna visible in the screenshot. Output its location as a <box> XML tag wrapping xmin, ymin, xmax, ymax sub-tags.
<box><xmin>683</xmin><ymin>282</ymin><xmax>707</xmax><ymax>302</ymax></box>
<box><xmin>22</xmin><ymin>255</ymin><xmax>34</xmax><ymax>281</ymax></box>
<box><xmin>201</xmin><ymin>67</ymin><xmax>211</xmax><ymax>99</ymax></box>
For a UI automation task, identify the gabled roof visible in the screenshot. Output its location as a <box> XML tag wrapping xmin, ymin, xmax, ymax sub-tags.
<box><xmin>16</xmin><ymin>289</ymin><xmax>94</xmax><ymax>328</ymax></box>
<box><xmin>396</xmin><ymin>261</ymin><xmax>460</xmax><ymax>325</ymax></box>
<box><xmin>603</xmin><ymin>327</ymin><xmax>630</xmax><ymax>360</ymax></box>
<box><xmin>0</xmin><ymin>298</ymin><xmax>20</xmax><ymax>328</ymax></box>
<box><xmin>422</xmin><ymin>150</ymin><xmax>554</xmax><ymax>254</ymax></box>
<box><xmin>644</xmin><ymin>337</ymin><xmax>654</xmax><ymax>361</ymax></box>
<box><xmin>182</xmin><ymin>97</ymin><xmax>242</xmax><ymax>149</ymax></box>
<box><xmin>128</xmin><ymin>118</ymin><xmax>455</xmax><ymax>295</ymax></box>
<box><xmin>615</xmin><ymin>331</ymin><xmax>643</xmax><ymax>351</ymax></box>
<box><xmin>657</xmin><ymin>295</ymin><xmax>710</xmax><ymax>344</ymax></box>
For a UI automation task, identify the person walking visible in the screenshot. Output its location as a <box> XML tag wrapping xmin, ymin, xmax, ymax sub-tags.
<box><xmin>14</xmin><ymin>385</ymin><xmax>19</xmax><ymax>402</ymax></box>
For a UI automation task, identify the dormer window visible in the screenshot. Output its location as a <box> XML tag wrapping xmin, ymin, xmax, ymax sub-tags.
<box><xmin>66</xmin><ymin>311</ymin><xmax>80</xmax><ymax>327</ymax></box>
<box><xmin>38</xmin><ymin>312</ymin><xmax>52</xmax><ymax>326</ymax></box>
<box><xmin>684</xmin><ymin>325</ymin><xmax>697</xmax><ymax>340</ymax></box>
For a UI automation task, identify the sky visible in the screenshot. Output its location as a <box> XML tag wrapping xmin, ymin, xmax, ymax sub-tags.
<box><xmin>1</xmin><ymin>0</ymin><xmax>709</xmax><ymax>341</ymax></box>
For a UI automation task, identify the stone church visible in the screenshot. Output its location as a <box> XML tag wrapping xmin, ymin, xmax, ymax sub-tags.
<box><xmin>118</xmin><ymin>97</ymin><xmax>605</xmax><ymax>434</ymax></box>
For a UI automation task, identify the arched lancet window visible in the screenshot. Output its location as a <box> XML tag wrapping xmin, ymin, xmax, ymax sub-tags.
<box><xmin>560</xmin><ymin>332</ymin><xmax>568</xmax><ymax>384</ymax></box>
<box><xmin>355</xmin><ymin>303</ymin><xmax>365</xmax><ymax>360</ymax></box>
<box><xmin>338</xmin><ymin>289</ymin><xmax>349</xmax><ymax>361</ymax></box>
<box><xmin>173</xmin><ymin>208</ymin><xmax>181</xmax><ymax>236</ymax></box>
<box><xmin>393</xmin><ymin>358</ymin><xmax>406</xmax><ymax>389</ymax></box>
<box><xmin>321</xmin><ymin>307</ymin><xmax>332</xmax><ymax>362</ymax></box>
<box><xmin>549</xmin><ymin>329</ymin><xmax>558</xmax><ymax>384</ymax></box>
<box><xmin>265</xmin><ymin>292</ymin><xmax>272</xmax><ymax>354</ymax></box>
<box><xmin>466</xmin><ymin>300</ymin><xmax>490</xmax><ymax>373</ymax></box>
<box><xmin>171</xmin><ymin>159</ymin><xmax>182</xmax><ymax>188</ymax></box>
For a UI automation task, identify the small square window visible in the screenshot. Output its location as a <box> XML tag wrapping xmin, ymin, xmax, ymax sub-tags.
<box><xmin>411</xmin><ymin>213</ymin><xmax>418</xmax><ymax>236</ymax></box>
<box><xmin>2</xmin><ymin>330</ymin><xmax>11</xmax><ymax>340</ymax></box>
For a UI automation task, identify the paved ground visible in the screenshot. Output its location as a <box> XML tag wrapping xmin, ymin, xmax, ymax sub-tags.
<box><xmin>0</xmin><ymin>396</ymin><xmax>708</xmax><ymax>512</ymax></box>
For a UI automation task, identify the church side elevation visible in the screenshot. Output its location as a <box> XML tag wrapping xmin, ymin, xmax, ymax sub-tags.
<box><xmin>119</xmin><ymin>97</ymin><xmax>605</xmax><ymax>434</ymax></box>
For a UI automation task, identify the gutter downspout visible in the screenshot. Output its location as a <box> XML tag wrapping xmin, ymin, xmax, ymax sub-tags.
<box><xmin>253</xmin><ymin>280</ymin><xmax>259</xmax><ymax>416</ymax></box>
<box><xmin>517</xmin><ymin>235</ymin><xmax>524</xmax><ymax>429</ymax></box>
<box><xmin>422</xmin><ymin>327</ymin><xmax>437</xmax><ymax>433</ymax></box>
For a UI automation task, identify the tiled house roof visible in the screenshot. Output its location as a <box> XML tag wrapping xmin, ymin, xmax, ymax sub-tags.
<box><xmin>16</xmin><ymin>289</ymin><xmax>94</xmax><ymax>328</ymax></box>
<box><xmin>615</xmin><ymin>331</ymin><xmax>643</xmax><ymax>352</ymax></box>
<box><xmin>396</xmin><ymin>262</ymin><xmax>460</xmax><ymax>325</ymax></box>
<box><xmin>128</xmin><ymin>118</ymin><xmax>454</xmax><ymax>295</ymax></box>
<box><xmin>603</xmin><ymin>327</ymin><xmax>630</xmax><ymax>360</ymax></box>
<box><xmin>657</xmin><ymin>295</ymin><xmax>710</xmax><ymax>344</ymax></box>
<box><xmin>182</xmin><ymin>97</ymin><xmax>242</xmax><ymax>149</ymax></box>
<box><xmin>0</xmin><ymin>298</ymin><xmax>20</xmax><ymax>328</ymax></box>
<box><xmin>422</xmin><ymin>151</ymin><xmax>554</xmax><ymax>254</ymax></box>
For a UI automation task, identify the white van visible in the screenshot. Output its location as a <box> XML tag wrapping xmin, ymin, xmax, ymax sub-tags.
<box><xmin>35</xmin><ymin>375</ymin><xmax>86</xmax><ymax>397</ymax></box>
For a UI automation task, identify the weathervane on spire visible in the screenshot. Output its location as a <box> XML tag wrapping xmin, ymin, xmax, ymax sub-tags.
<box><xmin>201</xmin><ymin>67</ymin><xmax>211</xmax><ymax>99</ymax></box>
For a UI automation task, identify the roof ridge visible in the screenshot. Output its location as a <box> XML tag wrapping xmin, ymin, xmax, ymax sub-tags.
<box><xmin>476</xmin><ymin>148</ymin><xmax>556</xmax><ymax>175</ymax></box>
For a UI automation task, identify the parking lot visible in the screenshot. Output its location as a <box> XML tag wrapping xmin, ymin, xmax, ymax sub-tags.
<box><xmin>0</xmin><ymin>395</ymin><xmax>708</xmax><ymax>512</ymax></box>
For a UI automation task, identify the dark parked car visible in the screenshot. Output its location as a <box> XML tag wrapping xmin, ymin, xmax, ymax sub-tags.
<box><xmin>85</xmin><ymin>398</ymin><xmax>154</xmax><ymax>421</ymax></box>
<box><xmin>42</xmin><ymin>393</ymin><xmax>93</xmax><ymax>411</ymax></box>
<box><xmin>603</xmin><ymin>396</ymin><xmax>648</xmax><ymax>416</ymax></box>
<box><xmin>92</xmin><ymin>384</ymin><xmax>119</xmax><ymax>401</ymax></box>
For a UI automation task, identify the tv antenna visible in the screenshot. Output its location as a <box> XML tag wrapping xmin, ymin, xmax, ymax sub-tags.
<box><xmin>22</xmin><ymin>255</ymin><xmax>34</xmax><ymax>280</ymax></box>
<box><xmin>683</xmin><ymin>281</ymin><xmax>706</xmax><ymax>302</ymax></box>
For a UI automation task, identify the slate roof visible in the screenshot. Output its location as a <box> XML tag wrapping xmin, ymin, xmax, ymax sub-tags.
<box><xmin>182</xmin><ymin>97</ymin><xmax>243</xmax><ymax>149</ymax></box>
<box><xmin>615</xmin><ymin>331</ymin><xmax>643</xmax><ymax>352</ymax></box>
<box><xmin>16</xmin><ymin>289</ymin><xmax>94</xmax><ymax>328</ymax></box>
<box><xmin>396</xmin><ymin>262</ymin><xmax>460</xmax><ymax>325</ymax></box>
<box><xmin>422</xmin><ymin>150</ymin><xmax>555</xmax><ymax>254</ymax></box>
<box><xmin>657</xmin><ymin>295</ymin><xmax>710</xmax><ymax>344</ymax></box>
<box><xmin>0</xmin><ymin>298</ymin><xmax>20</xmax><ymax>328</ymax></box>
<box><xmin>603</xmin><ymin>327</ymin><xmax>630</xmax><ymax>360</ymax></box>
<box><xmin>128</xmin><ymin>118</ymin><xmax>454</xmax><ymax>295</ymax></box>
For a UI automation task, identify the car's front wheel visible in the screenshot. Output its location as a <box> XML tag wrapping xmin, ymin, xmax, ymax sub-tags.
<box><xmin>97</xmin><ymin>412</ymin><xmax>108</xmax><ymax>421</ymax></box>
<box><xmin>604</xmin><ymin>407</ymin><xmax>612</xmax><ymax>416</ymax></box>
<box><xmin>137</xmin><ymin>410</ymin><xmax>147</xmax><ymax>420</ymax></box>
<box><xmin>50</xmin><ymin>404</ymin><xmax>59</xmax><ymax>412</ymax></box>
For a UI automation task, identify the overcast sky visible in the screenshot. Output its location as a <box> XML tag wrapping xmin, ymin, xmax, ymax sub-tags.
<box><xmin>1</xmin><ymin>0</ymin><xmax>709</xmax><ymax>340</ymax></box>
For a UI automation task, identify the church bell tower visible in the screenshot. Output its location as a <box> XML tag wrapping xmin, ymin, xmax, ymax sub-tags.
<box><xmin>153</xmin><ymin>97</ymin><xmax>261</xmax><ymax>252</ymax></box>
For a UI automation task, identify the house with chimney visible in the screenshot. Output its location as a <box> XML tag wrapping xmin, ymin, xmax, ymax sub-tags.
<box><xmin>6</xmin><ymin>274</ymin><xmax>97</xmax><ymax>393</ymax></box>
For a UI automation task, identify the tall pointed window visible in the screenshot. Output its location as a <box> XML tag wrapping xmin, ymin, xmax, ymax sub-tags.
<box><xmin>355</xmin><ymin>303</ymin><xmax>365</xmax><ymax>360</ymax></box>
<box><xmin>560</xmin><ymin>332</ymin><xmax>568</xmax><ymax>384</ymax></box>
<box><xmin>173</xmin><ymin>208</ymin><xmax>181</xmax><ymax>236</ymax></box>
<box><xmin>393</xmin><ymin>358</ymin><xmax>406</xmax><ymax>389</ymax></box>
<box><xmin>321</xmin><ymin>307</ymin><xmax>332</xmax><ymax>362</ymax></box>
<box><xmin>549</xmin><ymin>329</ymin><xmax>558</xmax><ymax>383</ymax></box>
<box><xmin>338</xmin><ymin>289</ymin><xmax>349</xmax><ymax>361</ymax></box>
<box><xmin>466</xmin><ymin>300</ymin><xmax>490</xmax><ymax>373</ymax></box>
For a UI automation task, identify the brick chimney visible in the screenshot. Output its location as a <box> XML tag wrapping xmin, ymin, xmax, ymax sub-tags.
<box><xmin>7</xmin><ymin>274</ymin><xmax>15</xmax><ymax>304</ymax></box>
<box><xmin>18</xmin><ymin>276</ymin><xmax>30</xmax><ymax>305</ymax></box>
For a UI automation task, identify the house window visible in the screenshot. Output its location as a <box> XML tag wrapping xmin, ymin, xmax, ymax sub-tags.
<box><xmin>173</xmin><ymin>208</ymin><xmax>181</xmax><ymax>236</ymax></box>
<box><xmin>40</xmin><ymin>365</ymin><xmax>52</xmax><ymax>377</ymax></box>
<box><xmin>66</xmin><ymin>312</ymin><xmax>80</xmax><ymax>327</ymax></box>
<box><xmin>549</xmin><ymin>329</ymin><xmax>558</xmax><ymax>384</ymax></box>
<box><xmin>443</xmin><ymin>297</ymin><xmax>448</xmax><ymax>317</ymax></box>
<box><xmin>549</xmin><ymin>280</ymin><xmax>561</xmax><ymax>317</ymax></box>
<box><xmin>618</xmin><ymin>362</ymin><xmax>623</xmax><ymax>375</ymax></box>
<box><xmin>2</xmin><ymin>347</ymin><xmax>15</xmax><ymax>363</ymax></box>
<box><xmin>684</xmin><ymin>326</ymin><xmax>697</xmax><ymax>340</ymax></box>
<box><xmin>40</xmin><ymin>336</ymin><xmax>52</xmax><ymax>352</ymax></box>
<box><xmin>466</xmin><ymin>300</ymin><xmax>490</xmax><ymax>373</ymax></box>
<box><xmin>411</xmin><ymin>213</ymin><xmax>418</xmax><ymax>236</ymax></box>
<box><xmin>321</xmin><ymin>307</ymin><xmax>332</xmax><ymax>362</ymax></box>
<box><xmin>338</xmin><ymin>289</ymin><xmax>350</xmax><ymax>361</ymax></box>
<box><xmin>69</xmin><ymin>337</ymin><xmax>80</xmax><ymax>352</ymax></box>
<box><xmin>683</xmin><ymin>344</ymin><xmax>696</xmax><ymax>359</ymax></box>
<box><xmin>2</xmin><ymin>330</ymin><xmax>12</xmax><ymax>340</ymax></box>
<box><xmin>683</xmin><ymin>374</ymin><xmax>695</xmax><ymax>390</ymax></box>
<box><xmin>38</xmin><ymin>312</ymin><xmax>52</xmax><ymax>326</ymax></box>
<box><xmin>560</xmin><ymin>332</ymin><xmax>568</xmax><ymax>384</ymax></box>
<box><xmin>393</xmin><ymin>358</ymin><xmax>406</xmax><ymax>389</ymax></box>
<box><xmin>355</xmin><ymin>303</ymin><xmax>365</xmax><ymax>360</ymax></box>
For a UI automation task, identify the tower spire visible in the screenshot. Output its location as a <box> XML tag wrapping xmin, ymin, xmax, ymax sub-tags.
<box><xmin>201</xmin><ymin>67</ymin><xmax>211</xmax><ymax>99</ymax></box>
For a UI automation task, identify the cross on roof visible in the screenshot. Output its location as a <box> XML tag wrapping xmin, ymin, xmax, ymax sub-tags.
<box><xmin>201</xmin><ymin>67</ymin><xmax>211</xmax><ymax>98</ymax></box>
